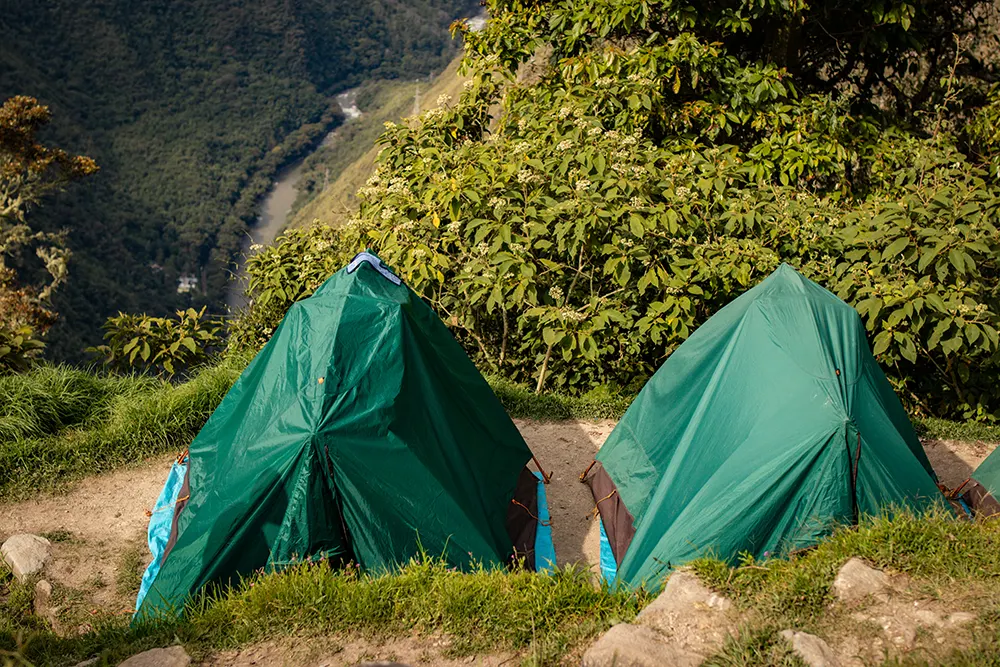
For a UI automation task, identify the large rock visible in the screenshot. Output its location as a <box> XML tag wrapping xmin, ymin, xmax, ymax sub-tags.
<box><xmin>1</xmin><ymin>534</ymin><xmax>51</xmax><ymax>582</ymax></box>
<box><xmin>117</xmin><ymin>646</ymin><xmax>191</xmax><ymax>667</ymax></box>
<box><xmin>635</xmin><ymin>569</ymin><xmax>735</xmax><ymax>656</ymax></box>
<box><xmin>832</xmin><ymin>558</ymin><xmax>891</xmax><ymax>604</ymax></box>
<box><xmin>582</xmin><ymin>623</ymin><xmax>704</xmax><ymax>667</ymax></box>
<box><xmin>779</xmin><ymin>630</ymin><xmax>841</xmax><ymax>667</ymax></box>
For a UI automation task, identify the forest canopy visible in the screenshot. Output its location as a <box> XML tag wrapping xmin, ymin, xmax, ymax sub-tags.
<box><xmin>0</xmin><ymin>0</ymin><xmax>478</xmax><ymax>359</ymax></box>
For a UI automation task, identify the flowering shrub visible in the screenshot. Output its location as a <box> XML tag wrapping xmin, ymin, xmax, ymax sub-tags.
<box><xmin>233</xmin><ymin>0</ymin><xmax>1000</xmax><ymax>419</ymax></box>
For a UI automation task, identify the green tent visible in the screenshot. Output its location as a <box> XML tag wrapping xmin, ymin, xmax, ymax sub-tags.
<box><xmin>137</xmin><ymin>252</ymin><xmax>544</xmax><ymax>618</ymax></box>
<box><xmin>961</xmin><ymin>447</ymin><xmax>1000</xmax><ymax>517</ymax></box>
<box><xmin>584</xmin><ymin>264</ymin><xmax>944</xmax><ymax>589</ymax></box>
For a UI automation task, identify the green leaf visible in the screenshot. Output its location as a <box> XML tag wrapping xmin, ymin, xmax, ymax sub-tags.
<box><xmin>872</xmin><ymin>331</ymin><xmax>892</xmax><ymax>356</ymax></box>
<box><xmin>882</xmin><ymin>237</ymin><xmax>909</xmax><ymax>259</ymax></box>
<box><xmin>181</xmin><ymin>337</ymin><xmax>197</xmax><ymax>353</ymax></box>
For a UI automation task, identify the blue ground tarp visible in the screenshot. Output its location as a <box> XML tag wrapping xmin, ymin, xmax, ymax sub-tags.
<box><xmin>135</xmin><ymin>457</ymin><xmax>188</xmax><ymax>612</ymax></box>
<box><xmin>533</xmin><ymin>471</ymin><xmax>556</xmax><ymax>573</ymax></box>
<box><xmin>599</xmin><ymin>518</ymin><xmax>617</xmax><ymax>583</ymax></box>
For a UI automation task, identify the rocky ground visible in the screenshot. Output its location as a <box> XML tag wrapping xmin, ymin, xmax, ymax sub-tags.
<box><xmin>1</xmin><ymin>420</ymin><xmax>995</xmax><ymax>666</ymax></box>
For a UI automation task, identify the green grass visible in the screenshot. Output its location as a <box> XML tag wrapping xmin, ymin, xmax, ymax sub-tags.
<box><xmin>8</xmin><ymin>558</ymin><xmax>649</xmax><ymax>666</ymax></box>
<box><xmin>690</xmin><ymin>507</ymin><xmax>1000</xmax><ymax>627</ymax></box>
<box><xmin>0</xmin><ymin>357</ymin><xmax>246</xmax><ymax>500</ymax></box>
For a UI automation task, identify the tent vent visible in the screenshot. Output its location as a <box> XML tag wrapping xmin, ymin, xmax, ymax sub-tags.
<box><xmin>347</xmin><ymin>251</ymin><xmax>402</xmax><ymax>285</ymax></box>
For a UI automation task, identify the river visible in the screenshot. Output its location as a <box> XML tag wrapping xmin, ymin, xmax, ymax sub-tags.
<box><xmin>226</xmin><ymin>89</ymin><xmax>361</xmax><ymax>311</ymax></box>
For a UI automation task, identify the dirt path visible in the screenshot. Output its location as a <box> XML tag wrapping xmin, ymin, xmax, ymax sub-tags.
<box><xmin>0</xmin><ymin>423</ymin><xmax>993</xmax><ymax>639</ymax></box>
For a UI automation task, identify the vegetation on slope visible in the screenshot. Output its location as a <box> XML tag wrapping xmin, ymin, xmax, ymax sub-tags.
<box><xmin>0</xmin><ymin>0</ymin><xmax>478</xmax><ymax>360</ymax></box>
<box><xmin>289</xmin><ymin>55</ymin><xmax>471</xmax><ymax>230</ymax></box>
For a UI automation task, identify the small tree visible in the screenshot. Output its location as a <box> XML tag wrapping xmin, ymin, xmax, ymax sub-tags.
<box><xmin>0</xmin><ymin>95</ymin><xmax>98</xmax><ymax>367</ymax></box>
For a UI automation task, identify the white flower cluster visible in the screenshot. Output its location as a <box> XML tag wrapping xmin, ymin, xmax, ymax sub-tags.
<box><xmin>509</xmin><ymin>242</ymin><xmax>526</xmax><ymax>254</ymax></box>
<box><xmin>594</xmin><ymin>76</ymin><xmax>614</xmax><ymax>87</ymax></box>
<box><xmin>630</xmin><ymin>166</ymin><xmax>646</xmax><ymax>177</ymax></box>
<box><xmin>517</xmin><ymin>168</ymin><xmax>540</xmax><ymax>184</ymax></box>
<box><xmin>549</xmin><ymin>285</ymin><xmax>564</xmax><ymax>300</ymax></box>
<box><xmin>357</xmin><ymin>185</ymin><xmax>383</xmax><ymax>199</ymax></box>
<box><xmin>386</xmin><ymin>178</ymin><xmax>411</xmax><ymax>196</ymax></box>
<box><xmin>437</xmin><ymin>94</ymin><xmax>452</xmax><ymax>106</ymax></box>
<box><xmin>463</xmin><ymin>80</ymin><xmax>475</xmax><ymax>91</ymax></box>
<box><xmin>477</xmin><ymin>242</ymin><xmax>490</xmax><ymax>255</ymax></box>
<box><xmin>518</xmin><ymin>118</ymin><xmax>528</xmax><ymax>131</ymax></box>
<box><xmin>629</xmin><ymin>197</ymin><xmax>645</xmax><ymax>208</ymax></box>
<box><xmin>250</xmin><ymin>243</ymin><xmax>264</xmax><ymax>252</ymax></box>
<box><xmin>314</xmin><ymin>240</ymin><xmax>331</xmax><ymax>252</ymax></box>
<box><xmin>587</xmin><ymin>126</ymin><xmax>603</xmax><ymax>137</ymax></box>
<box><xmin>366</xmin><ymin>171</ymin><xmax>383</xmax><ymax>186</ymax></box>
<box><xmin>675</xmin><ymin>186</ymin><xmax>691</xmax><ymax>199</ymax></box>
<box><xmin>413</xmin><ymin>248</ymin><xmax>427</xmax><ymax>258</ymax></box>
<box><xmin>383</xmin><ymin>121</ymin><xmax>397</xmax><ymax>130</ymax></box>
<box><xmin>606</xmin><ymin>130</ymin><xmax>620</xmax><ymax>140</ymax></box>
<box><xmin>575</xmin><ymin>179</ymin><xmax>592</xmax><ymax>192</ymax></box>
<box><xmin>561</xmin><ymin>309</ymin><xmax>586</xmax><ymax>322</ymax></box>
<box><xmin>381</xmin><ymin>207</ymin><xmax>397</xmax><ymax>220</ymax></box>
<box><xmin>447</xmin><ymin>221</ymin><xmax>462</xmax><ymax>233</ymax></box>
<box><xmin>620</xmin><ymin>238</ymin><xmax>635</xmax><ymax>248</ymax></box>
<box><xmin>622</xmin><ymin>135</ymin><xmax>638</xmax><ymax>146</ymax></box>
<box><xmin>557</xmin><ymin>139</ymin><xmax>574</xmax><ymax>151</ymax></box>
<box><xmin>559</xmin><ymin>107</ymin><xmax>573</xmax><ymax>119</ymax></box>
<box><xmin>512</xmin><ymin>142</ymin><xmax>530</xmax><ymax>155</ymax></box>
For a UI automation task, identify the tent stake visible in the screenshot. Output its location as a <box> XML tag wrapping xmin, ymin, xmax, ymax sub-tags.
<box><xmin>579</xmin><ymin>459</ymin><xmax>597</xmax><ymax>482</ymax></box>
<box><xmin>532</xmin><ymin>454</ymin><xmax>552</xmax><ymax>484</ymax></box>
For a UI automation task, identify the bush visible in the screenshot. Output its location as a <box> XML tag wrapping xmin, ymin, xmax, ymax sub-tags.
<box><xmin>0</xmin><ymin>324</ymin><xmax>44</xmax><ymax>373</ymax></box>
<box><xmin>91</xmin><ymin>308</ymin><xmax>225</xmax><ymax>378</ymax></box>
<box><xmin>230</xmin><ymin>1</ymin><xmax>1000</xmax><ymax>419</ymax></box>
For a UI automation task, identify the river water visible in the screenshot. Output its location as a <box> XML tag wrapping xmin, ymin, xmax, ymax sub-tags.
<box><xmin>226</xmin><ymin>89</ymin><xmax>361</xmax><ymax>311</ymax></box>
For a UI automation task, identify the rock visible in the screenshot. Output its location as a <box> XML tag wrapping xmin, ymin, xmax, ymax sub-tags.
<box><xmin>779</xmin><ymin>630</ymin><xmax>841</xmax><ymax>667</ymax></box>
<box><xmin>71</xmin><ymin>660</ymin><xmax>98</xmax><ymax>667</ymax></box>
<box><xmin>832</xmin><ymin>558</ymin><xmax>891</xmax><ymax>604</ymax></box>
<box><xmin>635</xmin><ymin>569</ymin><xmax>735</xmax><ymax>656</ymax></box>
<box><xmin>582</xmin><ymin>623</ymin><xmax>704</xmax><ymax>667</ymax></box>
<box><xmin>1</xmin><ymin>534</ymin><xmax>51</xmax><ymax>583</ymax></box>
<box><xmin>946</xmin><ymin>612</ymin><xmax>976</xmax><ymax>627</ymax></box>
<box><xmin>33</xmin><ymin>579</ymin><xmax>60</xmax><ymax>632</ymax></box>
<box><xmin>117</xmin><ymin>646</ymin><xmax>191</xmax><ymax>667</ymax></box>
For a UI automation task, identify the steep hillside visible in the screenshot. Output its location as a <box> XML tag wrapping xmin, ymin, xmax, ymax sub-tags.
<box><xmin>0</xmin><ymin>0</ymin><xmax>476</xmax><ymax>360</ymax></box>
<box><xmin>289</xmin><ymin>55</ymin><xmax>469</xmax><ymax>230</ymax></box>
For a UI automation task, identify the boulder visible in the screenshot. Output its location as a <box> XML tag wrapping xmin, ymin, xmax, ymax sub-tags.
<box><xmin>635</xmin><ymin>569</ymin><xmax>735</xmax><ymax>656</ymax></box>
<box><xmin>1</xmin><ymin>534</ymin><xmax>51</xmax><ymax>583</ymax></box>
<box><xmin>117</xmin><ymin>646</ymin><xmax>191</xmax><ymax>667</ymax></box>
<box><xmin>832</xmin><ymin>558</ymin><xmax>891</xmax><ymax>604</ymax></box>
<box><xmin>779</xmin><ymin>630</ymin><xmax>841</xmax><ymax>667</ymax></box>
<box><xmin>582</xmin><ymin>623</ymin><xmax>704</xmax><ymax>667</ymax></box>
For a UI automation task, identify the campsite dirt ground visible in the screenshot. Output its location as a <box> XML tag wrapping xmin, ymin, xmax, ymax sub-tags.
<box><xmin>0</xmin><ymin>421</ymin><xmax>995</xmax><ymax>663</ymax></box>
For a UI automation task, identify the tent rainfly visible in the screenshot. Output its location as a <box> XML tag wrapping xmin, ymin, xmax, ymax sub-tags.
<box><xmin>583</xmin><ymin>264</ymin><xmax>945</xmax><ymax>588</ymax></box>
<box><xmin>136</xmin><ymin>251</ymin><xmax>552</xmax><ymax>618</ymax></box>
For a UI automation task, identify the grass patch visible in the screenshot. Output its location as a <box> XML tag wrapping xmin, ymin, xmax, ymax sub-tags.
<box><xmin>704</xmin><ymin>625</ymin><xmax>805</xmax><ymax>667</ymax></box>
<box><xmin>486</xmin><ymin>376</ymin><xmax>632</xmax><ymax>421</ymax></box>
<box><xmin>11</xmin><ymin>559</ymin><xmax>649</xmax><ymax>666</ymax></box>
<box><xmin>116</xmin><ymin>543</ymin><xmax>146</xmax><ymax>600</ymax></box>
<box><xmin>914</xmin><ymin>417</ymin><xmax>1000</xmax><ymax>443</ymax></box>
<box><xmin>690</xmin><ymin>507</ymin><xmax>1000</xmax><ymax>627</ymax></box>
<box><xmin>0</xmin><ymin>357</ymin><xmax>245</xmax><ymax>500</ymax></box>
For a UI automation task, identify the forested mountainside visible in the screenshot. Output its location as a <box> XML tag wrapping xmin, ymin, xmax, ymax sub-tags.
<box><xmin>0</xmin><ymin>0</ymin><xmax>476</xmax><ymax>360</ymax></box>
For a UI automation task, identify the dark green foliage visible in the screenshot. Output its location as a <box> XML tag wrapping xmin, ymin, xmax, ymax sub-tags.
<box><xmin>91</xmin><ymin>307</ymin><xmax>225</xmax><ymax>378</ymax></box>
<box><xmin>221</xmin><ymin>0</ymin><xmax>1000</xmax><ymax>418</ymax></box>
<box><xmin>0</xmin><ymin>0</ymin><xmax>477</xmax><ymax>361</ymax></box>
<box><xmin>0</xmin><ymin>325</ymin><xmax>44</xmax><ymax>373</ymax></box>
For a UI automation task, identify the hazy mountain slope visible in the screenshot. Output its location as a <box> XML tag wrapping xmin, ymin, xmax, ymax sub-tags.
<box><xmin>289</xmin><ymin>55</ymin><xmax>469</xmax><ymax>230</ymax></box>
<box><xmin>0</xmin><ymin>0</ymin><xmax>476</xmax><ymax>360</ymax></box>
